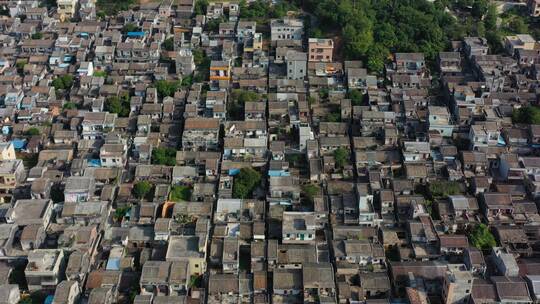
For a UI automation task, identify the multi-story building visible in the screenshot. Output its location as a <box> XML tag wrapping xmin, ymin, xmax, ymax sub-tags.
<box><xmin>308</xmin><ymin>38</ymin><xmax>334</xmax><ymax>62</ymax></box>
<box><xmin>442</xmin><ymin>264</ymin><xmax>474</xmax><ymax>304</ymax></box>
<box><xmin>529</xmin><ymin>0</ymin><xmax>540</xmax><ymax>17</ymax></box>
<box><xmin>81</xmin><ymin>112</ymin><xmax>117</xmax><ymax>140</ymax></box>
<box><xmin>182</xmin><ymin>118</ymin><xmax>220</xmax><ymax>151</ymax></box>
<box><xmin>286</xmin><ymin>50</ymin><xmax>307</xmax><ymax>80</ymax></box>
<box><xmin>25</xmin><ymin>249</ymin><xmax>66</xmax><ymax>291</ymax></box>
<box><xmin>0</xmin><ymin>160</ymin><xmax>25</xmax><ymax>198</ymax></box>
<box><xmin>270</xmin><ymin>18</ymin><xmax>303</xmax><ymax>41</ymax></box>
<box><xmin>57</xmin><ymin>0</ymin><xmax>78</xmax><ymax>20</ymax></box>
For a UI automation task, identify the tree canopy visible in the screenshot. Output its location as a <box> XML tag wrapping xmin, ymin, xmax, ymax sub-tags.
<box><xmin>228</xmin><ymin>89</ymin><xmax>260</xmax><ymax>120</ymax></box>
<box><xmin>122</xmin><ymin>23</ymin><xmax>139</xmax><ymax>34</ymax></box>
<box><xmin>469</xmin><ymin>224</ymin><xmax>497</xmax><ymax>250</ymax></box>
<box><xmin>429</xmin><ymin>180</ymin><xmax>462</xmax><ymax>198</ymax></box>
<box><xmin>155</xmin><ymin>80</ymin><xmax>181</xmax><ymax>98</ymax></box>
<box><xmin>348</xmin><ymin>89</ymin><xmax>365</xmax><ymax>106</ymax></box>
<box><xmin>151</xmin><ymin>147</ymin><xmax>177</xmax><ymax>166</ymax></box>
<box><xmin>133</xmin><ymin>181</ymin><xmax>152</xmax><ymax>200</ymax></box>
<box><xmin>513</xmin><ymin>106</ymin><xmax>540</xmax><ymax>125</ymax></box>
<box><xmin>105</xmin><ymin>94</ymin><xmax>131</xmax><ymax>117</ymax></box>
<box><xmin>303</xmin><ymin>0</ymin><xmax>472</xmax><ymax>72</ymax></box>
<box><xmin>194</xmin><ymin>0</ymin><xmax>208</xmax><ymax>15</ymax></box>
<box><xmin>232</xmin><ymin>167</ymin><xmax>261</xmax><ymax>199</ymax></box>
<box><xmin>334</xmin><ymin>147</ymin><xmax>349</xmax><ymax>168</ymax></box>
<box><xmin>170</xmin><ymin>185</ymin><xmax>192</xmax><ymax>201</ymax></box>
<box><xmin>161</xmin><ymin>37</ymin><xmax>174</xmax><ymax>51</ymax></box>
<box><xmin>25</xmin><ymin>128</ymin><xmax>40</xmax><ymax>136</ymax></box>
<box><xmin>52</xmin><ymin>75</ymin><xmax>74</xmax><ymax>91</ymax></box>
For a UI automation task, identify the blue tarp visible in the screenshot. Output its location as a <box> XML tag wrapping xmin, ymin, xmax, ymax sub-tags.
<box><xmin>268</xmin><ymin>170</ymin><xmax>290</xmax><ymax>177</ymax></box>
<box><xmin>44</xmin><ymin>295</ymin><xmax>54</xmax><ymax>304</ymax></box>
<box><xmin>498</xmin><ymin>135</ymin><xmax>506</xmax><ymax>146</ymax></box>
<box><xmin>1</xmin><ymin>126</ymin><xmax>10</xmax><ymax>135</ymax></box>
<box><xmin>88</xmin><ymin>159</ymin><xmax>101</xmax><ymax>167</ymax></box>
<box><xmin>11</xmin><ymin>139</ymin><xmax>26</xmax><ymax>150</ymax></box>
<box><xmin>106</xmin><ymin>257</ymin><xmax>121</xmax><ymax>270</ymax></box>
<box><xmin>127</xmin><ymin>31</ymin><xmax>145</xmax><ymax>37</ymax></box>
<box><xmin>229</xmin><ymin>168</ymin><xmax>240</xmax><ymax>176</ymax></box>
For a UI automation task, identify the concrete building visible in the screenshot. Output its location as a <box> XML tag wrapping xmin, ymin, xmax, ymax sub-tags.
<box><xmin>308</xmin><ymin>38</ymin><xmax>334</xmax><ymax>62</ymax></box>
<box><xmin>442</xmin><ymin>264</ymin><xmax>473</xmax><ymax>304</ymax></box>
<box><xmin>57</xmin><ymin>0</ymin><xmax>78</xmax><ymax>20</ymax></box>
<box><xmin>270</xmin><ymin>18</ymin><xmax>303</xmax><ymax>41</ymax></box>
<box><xmin>504</xmin><ymin>34</ymin><xmax>537</xmax><ymax>55</ymax></box>
<box><xmin>25</xmin><ymin>249</ymin><xmax>66</xmax><ymax>291</ymax></box>
<box><xmin>286</xmin><ymin>50</ymin><xmax>307</xmax><ymax>80</ymax></box>
<box><xmin>528</xmin><ymin>0</ymin><xmax>540</xmax><ymax>17</ymax></box>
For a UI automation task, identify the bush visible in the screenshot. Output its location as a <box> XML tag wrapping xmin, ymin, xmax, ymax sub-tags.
<box><xmin>469</xmin><ymin>224</ymin><xmax>497</xmax><ymax>250</ymax></box>
<box><xmin>133</xmin><ymin>181</ymin><xmax>152</xmax><ymax>199</ymax></box>
<box><xmin>151</xmin><ymin>147</ymin><xmax>177</xmax><ymax>166</ymax></box>
<box><xmin>232</xmin><ymin>167</ymin><xmax>261</xmax><ymax>199</ymax></box>
<box><xmin>170</xmin><ymin>185</ymin><xmax>191</xmax><ymax>201</ymax></box>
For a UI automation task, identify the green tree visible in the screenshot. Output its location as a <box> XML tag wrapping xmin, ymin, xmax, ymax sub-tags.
<box><xmin>302</xmin><ymin>184</ymin><xmax>320</xmax><ymax>204</ymax></box>
<box><xmin>232</xmin><ymin>167</ymin><xmax>261</xmax><ymax>199</ymax></box>
<box><xmin>155</xmin><ymin>80</ymin><xmax>181</xmax><ymax>98</ymax></box>
<box><xmin>25</xmin><ymin>128</ymin><xmax>40</xmax><ymax>136</ymax></box>
<box><xmin>161</xmin><ymin>37</ymin><xmax>174</xmax><ymax>51</ymax></box>
<box><xmin>170</xmin><ymin>185</ymin><xmax>192</xmax><ymax>201</ymax></box>
<box><xmin>122</xmin><ymin>23</ymin><xmax>139</xmax><ymax>34</ymax></box>
<box><xmin>52</xmin><ymin>75</ymin><xmax>74</xmax><ymax>91</ymax></box>
<box><xmin>181</xmin><ymin>75</ymin><xmax>193</xmax><ymax>88</ymax></box>
<box><xmin>31</xmin><ymin>32</ymin><xmax>43</xmax><ymax>39</ymax></box>
<box><xmin>93</xmin><ymin>70</ymin><xmax>108</xmax><ymax>77</ymax></box>
<box><xmin>334</xmin><ymin>147</ymin><xmax>349</xmax><ymax>168</ymax></box>
<box><xmin>113</xmin><ymin>206</ymin><xmax>130</xmax><ymax>222</ymax></box>
<box><xmin>348</xmin><ymin>89</ymin><xmax>364</xmax><ymax>106</ymax></box>
<box><xmin>471</xmin><ymin>0</ymin><xmax>488</xmax><ymax>18</ymax></box>
<box><xmin>96</xmin><ymin>0</ymin><xmax>135</xmax><ymax>16</ymax></box>
<box><xmin>428</xmin><ymin>180</ymin><xmax>462</xmax><ymax>198</ymax></box>
<box><xmin>484</xmin><ymin>4</ymin><xmax>498</xmax><ymax>31</ymax></box>
<box><xmin>133</xmin><ymin>181</ymin><xmax>152</xmax><ymax>199</ymax></box>
<box><xmin>469</xmin><ymin>224</ymin><xmax>497</xmax><ymax>249</ymax></box>
<box><xmin>63</xmin><ymin>102</ymin><xmax>77</xmax><ymax>110</ymax></box>
<box><xmin>326</xmin><ymin>112</ymin><xmax>341</xmax><ymax>122</ymax></box>
<box><xmin>194</xmin><ymin>0</ymin><xmax>208</xmax><ymax>15</ymax></box>
<box><xmin>509</xmin><ymin>17</ymin><xmax>528</xmax><ymax>34</ymax></box>
<box><xmin>151</xmin><ymin>147</ymin><xmax>177</xmax><ymax>166</ymax></box>
<box><xmin>513</xmin><ymin>106</ymin><xmax>540</xmax><ymax>124</ymax></box>
<box><xmin>105</xmin><ymin>94</ymin><xmax>131</xmax><ymax>117</ymax></box>
<box><xmin>228</xmin><ymin>89</ymin><xmax>259</xmax><ymax>120</ymax></box>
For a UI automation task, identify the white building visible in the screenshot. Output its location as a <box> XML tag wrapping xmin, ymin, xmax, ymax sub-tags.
<box><xmin>286</xmin><ymin>50</ymin><xmax>307</xmax><ymax>80</ymax></box>
<box><xmin>270</xmin><ymin>18</ymin><xmax>303</xmax><ymax>41</ymax></box>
